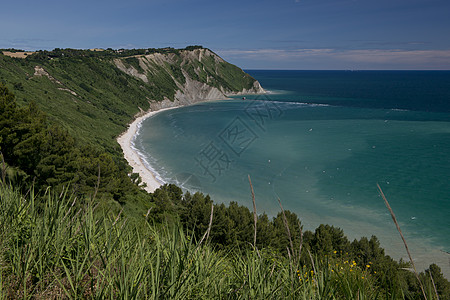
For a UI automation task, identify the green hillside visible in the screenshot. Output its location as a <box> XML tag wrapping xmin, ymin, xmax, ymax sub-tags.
<box><xmin>0</xmin><ymin>47</ymin><xmax>263</xmax><ymax>218</ymax></box>
<box><xmin>0</xmin><ymin>47</ymin><xmax>260</xmax><ymax>152</ymax></box>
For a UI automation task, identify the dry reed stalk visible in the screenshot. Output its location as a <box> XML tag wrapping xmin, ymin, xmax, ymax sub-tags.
<box><xmin>377</xmin><ymin>183</ymin><xmax>427</xmax><ymax>300</ymax></box>
<box><xmin>248</xmin><ymin>175</ymin><xmax>257</xmax><ymax>247</ymax></box>
<box><xmin>145</xmin><ymin>208</ymin><xmax>152</xmax><ymax>221</ymax></box>
<box><xmin>119</xmin><ymin>218</ymin><xmax>128</xmax><ymax>232</ymax></box>
<box><xmin>298</xmin><ymin>220</ymin><xmax>303</xmax><ymax>261</ymax></box>
<box><xmin>24</xmin><ymin>179</ymin><xmax>35</xmax><ymax>199</ymax></box>
<box><xmin>59</xmin><ymin>185</ymin><xmax>66</xmax><ymax>199</ymax></box>
<box><xmin>62</xmin><ymin>197</ymin><xmax>77</xmax><ymax>223</ymax></box>
<box><xmin>72</xmin><ymin>208</ymin><xmax>83</xmax><ymax>225</ymax></box>
<box><xmin>1</xmin><ymin>152</ymin><xmax>6</xmax><ymax>184</ymax></box>
<box><xmin>428</xmin><ymin>269</ymin><xmax>439</xmax><ymax>300</ymax></box>
<box><xmin>307</xmin><ymin>249</ymin><xmax>316</xmax><ymax>277</ymax></box>
<box><xmin>112</xmin><ymin>208</ymin><xmax>124</xmax><ymax>226</ymax></box>
<box><xmin>269</xmin><ymin>260</ymin><xmax>277</xmax><ymax>277</ymax></box>
<box><xmin>277</xmin><ymin>197</ymin><xmax>295</xmax><ymax>263</ymax></box>
<box><xmin>199</xmin><ymin>203</ymin><xmax>214</xmax><ymax>246</ymax></box>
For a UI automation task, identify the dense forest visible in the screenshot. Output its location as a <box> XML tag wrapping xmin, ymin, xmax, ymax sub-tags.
<box><xmin>1</xmin><ymin>48</ymin><xmax>450</xmax><ymax>298</ymax></box>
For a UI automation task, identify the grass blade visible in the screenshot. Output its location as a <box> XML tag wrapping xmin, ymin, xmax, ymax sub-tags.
<box><xmin>377</xmin><ymin>183</ymin><xmax>427</xmax><ymax>300</ymax></box>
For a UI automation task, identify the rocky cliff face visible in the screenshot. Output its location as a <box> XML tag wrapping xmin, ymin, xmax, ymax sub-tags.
<box><xmin>114</xmin><ymin>48</ymin><xmax>264</xmax><ymax>111</ymax></box>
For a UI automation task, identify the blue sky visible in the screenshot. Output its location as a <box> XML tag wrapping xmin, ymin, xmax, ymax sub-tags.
<box><xmin>1</xmin><ymin>0</ymin><xmax>449</xmax><ymax>69</ymax></box>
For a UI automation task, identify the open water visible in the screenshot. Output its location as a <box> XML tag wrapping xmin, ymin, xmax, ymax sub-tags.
<box><xmin>134</xmin><ymin>70</ymin><xmax>450</xmax><ymax>274</ymax></box>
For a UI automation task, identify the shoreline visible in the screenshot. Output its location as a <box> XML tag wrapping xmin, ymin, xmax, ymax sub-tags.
<box><xmin>117</xmin><ymin>87</ymin><xmax>266</xmax><ymax>193</ymax></box>
<box><xmin>116</xmin><ymin>95</ymin><xmax>254</xmax><ymax>193</ymax></box>
<box><xmin>117</xmin><ymin>106</ymin><xmax>181</xmax><ymax>193</ymax></box>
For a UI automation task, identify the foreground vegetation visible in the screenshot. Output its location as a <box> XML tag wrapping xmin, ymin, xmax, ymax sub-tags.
<box><xmin>1</xmin><ymin>49</ymin><xmax>449</xmax><ymax>298</ymax></box>
<box><xmin>1</xmin><ymin>183</ymin><xmax>449</xmax><ymax>299</ymax></box>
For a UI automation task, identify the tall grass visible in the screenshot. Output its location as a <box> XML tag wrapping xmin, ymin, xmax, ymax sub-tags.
<box><xmin>0</xmin><ymin>183</ymin><xmax>444</xmax><ymax>299</ymax></box>
<box><xmin>0</xmin><ymin>184</ymin><xmax>230</xmax><ymax>298</ymax></box>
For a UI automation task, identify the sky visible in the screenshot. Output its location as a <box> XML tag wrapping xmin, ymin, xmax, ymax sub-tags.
<box><xmin>1</xmin><ymin>0</ymin><xmax>450</xmax><ymax>70</ymax></box>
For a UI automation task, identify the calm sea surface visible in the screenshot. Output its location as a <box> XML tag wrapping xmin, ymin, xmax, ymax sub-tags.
<box><xmin>134</xmin><ymin>71</ymin><xmax>450</xmax><ymax>273</ymax></box>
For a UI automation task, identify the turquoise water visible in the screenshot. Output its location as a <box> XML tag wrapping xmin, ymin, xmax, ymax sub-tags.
<box><xmin>134</xmin><ymin>71</ymin><xmax>450</xmax><ymax>272</ymax></box>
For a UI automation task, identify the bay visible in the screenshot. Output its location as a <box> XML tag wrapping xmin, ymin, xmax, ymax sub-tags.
<box><xmin>134</xmin><ymin>71</ymin><xmax>450</xmax><ymax>274</ymax></box>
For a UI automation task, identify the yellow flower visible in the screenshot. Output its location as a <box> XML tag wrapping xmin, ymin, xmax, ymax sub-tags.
<box><xmin>333</xmin><ymin>250</ymin><xmax>337</xmax><ymax>254</ymax></box>
<box><xmin>366</xmin><ymin>265</ymin><xmax>370</xmax><ymax>268</ymax></box>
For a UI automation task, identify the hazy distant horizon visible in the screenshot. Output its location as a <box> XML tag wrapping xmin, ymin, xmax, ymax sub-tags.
<box><xmin>2</xmin><ymin>0</ymin><xmax>450</xmax><ymax>70</ymax></box>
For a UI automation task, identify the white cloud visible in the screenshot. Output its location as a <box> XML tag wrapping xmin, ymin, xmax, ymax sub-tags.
<box><xmin>217</xmin><ymin>48</ymin><xmax>450</xmax><ymax>69</ymax></box>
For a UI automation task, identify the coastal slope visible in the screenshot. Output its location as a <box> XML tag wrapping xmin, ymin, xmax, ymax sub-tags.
<box><xmin>0</xmin><ymin>46</ymin><xmax>264</xmax><ymax>192</ymax></box>
<box><xmin>0</xmin><ymin>47</ymin><xmax>263</xmax><ymax>152</ymax></box>
<box><xmin>114</xmin><ymin>47</ymin><xmax>264</xmax><ymax>111</ymax></box>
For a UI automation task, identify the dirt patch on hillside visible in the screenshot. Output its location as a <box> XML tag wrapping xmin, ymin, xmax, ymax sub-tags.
<box><xmin>2</xmin><ymin>51</ymin><xmax>35</xmax><ymax>58</ymax></box>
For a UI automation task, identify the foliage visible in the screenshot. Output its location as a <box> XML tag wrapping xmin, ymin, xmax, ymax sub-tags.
<box><xmin>1</xmin><ymin>184</ymin><xmax>449</xmax><ymax>299</ymax></box>
<box><xmin>0</xmin><ymin>83</ymin><xmax>150</xmax><ymax>210</ymax></box>
<box><xmin>148</xmin><ymin>184</ymin><xmax>450</xmax><ymax>299</ymax></box>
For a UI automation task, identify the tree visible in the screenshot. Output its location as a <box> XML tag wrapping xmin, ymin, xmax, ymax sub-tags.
<box><xmin>271</xmin><ymin>210</ymin><xmax>303</xmax><ymax>255</ymax></box>
<box><xmin>310</xmin><ymin>224</ymin><xmax>350</xmax><ymax>256</ymax></box>
<box><xmin>255</xmin><ymin>213</ymin><xmax>275</xmax><ymax>249</ymax></box>
<box><xmin>422</xmin><ymin>264</ymin><xmax>450</xmax><ymax>299</ymax></box>
<box><xmin>179</xmin><ymin>191</ymin><xmax>213</xmax><ymax>241</ymax></box>
<box><xmin>0</xmin><ymin>83</ymin><xmax>141</xmax><ymax>200</ymax></box>
<box><xmin>0</xmin><ymin>83</ymin><xmax>19</xmax><ymax>155</ymax></box>
<box><xmin>0</xmin><ymin>84</ymin><xmax>47</xmax><ymax>174</ymax></box>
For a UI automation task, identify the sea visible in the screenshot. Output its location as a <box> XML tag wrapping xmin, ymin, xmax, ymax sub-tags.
<box><xmin>134</xmin><ymin>70</ymin><xmax>450</xmax><ymax>275</ymax></box>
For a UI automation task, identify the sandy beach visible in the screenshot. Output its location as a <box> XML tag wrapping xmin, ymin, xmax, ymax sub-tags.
<box><xmin>116</xmin><ymin>93</ymin><xmax>252</xmax><ymax>193</ymax></box>
<box><xmin>117</xmin><ymin>106</ymin><xmax>180</xmax><ymax>193</ymax></box>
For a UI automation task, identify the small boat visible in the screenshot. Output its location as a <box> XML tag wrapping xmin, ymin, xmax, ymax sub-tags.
<box><xmin>242</xmin><ymin>97</ymin><xmax>246</xmax><ymax>100</ymax></box>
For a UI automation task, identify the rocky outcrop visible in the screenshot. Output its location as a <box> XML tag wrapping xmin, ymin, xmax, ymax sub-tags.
<box><xmin>113</xmin><ymin>48</ymin><xmax>265</xmax><ymax>108</ymax></box>
<box><xmin>34</xmin><ymin>66</ymin><xmax>78</xmax><ymax>96</ymax></box>
<box><xmin>34</xmin><ymin>66</ymin><xmax>61</xmax><ymax>83</ymax></box>
<box><xmin>228</xmin><ymin>80</ymin><xmax>265</xmax><ymax>96</ymax></box>
<box><xmin>114</xmin><ymin>60</ymin><xmax>149</xmax><ymax>83</ymax></box>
